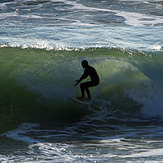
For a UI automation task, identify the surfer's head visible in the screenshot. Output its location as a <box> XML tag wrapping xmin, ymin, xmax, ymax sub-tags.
<box><xmin>81</xmin><ymin>60</ymin><xmax>88</xmax><ymax>68</ymax></box>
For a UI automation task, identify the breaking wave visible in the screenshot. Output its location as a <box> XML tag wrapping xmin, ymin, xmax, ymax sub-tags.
<box><xmin>0</xmin><ymin>47</ymin><xmax>162</xmax><ymax>133</ymax></box>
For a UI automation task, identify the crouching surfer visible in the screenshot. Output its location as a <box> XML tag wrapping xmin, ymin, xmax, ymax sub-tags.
<box><xmin>74</xmin><ymin>60</ymin><xmax>100</xmax><ymax>101</ymax></box>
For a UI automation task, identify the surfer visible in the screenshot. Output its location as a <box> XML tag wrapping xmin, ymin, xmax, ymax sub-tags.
<box><xmin>74</xmin><ymin>60</ymin><xmax>100</xmax><ymax>100</ymax></box>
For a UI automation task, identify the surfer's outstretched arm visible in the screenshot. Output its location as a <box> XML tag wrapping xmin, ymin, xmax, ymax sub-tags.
<box><xmin>74</xmin><ymin>71</ymin><xmax>88</xmax><ymax>86</ymax></box>
<box><xmin>74</xmin><ymin>79</ymin><xmax>80</xmax><ymax>86</ymax></box>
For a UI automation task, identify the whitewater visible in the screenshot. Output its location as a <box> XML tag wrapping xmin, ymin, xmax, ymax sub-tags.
<box><xmin>0</xmin><ymin>0</ymin><xmax>163</xmax><ymax>162</ymax></box>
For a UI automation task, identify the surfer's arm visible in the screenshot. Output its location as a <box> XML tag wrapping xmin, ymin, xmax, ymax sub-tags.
<box><xmin>80</xmin><ymin>72</ymin><xmax>88</xmax><ymax>81</ymax></box>
<box><xmin>74</xmin><ymin>71</ymin><xmax>88</xmax><ymax>86</ymax></box>
<box><xmin>74</xmin><ymin>79</ymin><xmax>80</xmax><ymax>86</ymax></box>
<box><xmin>74</xmin><ymin>77</ymin><xmax>84</xmax><ymax>86</ymax></box>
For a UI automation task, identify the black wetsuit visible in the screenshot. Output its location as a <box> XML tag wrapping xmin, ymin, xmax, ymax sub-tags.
<box><xmin>80</xmin><ymin>65</ymin><xmax>99</xmax><ymax>98</ymax></box>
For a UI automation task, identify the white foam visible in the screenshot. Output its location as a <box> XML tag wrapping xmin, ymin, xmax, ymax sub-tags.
<box><xmin>116</xmin><ymin>11</ymin><xmax>163</xmax><ymax>26</ymax></box>
<box><xmin>120</xmin><ymin>148</ymin><xmax>163</xmax><ymax>158</ymax></box>
<box><xmin>1</xmin><ymin>123</ymin><xmax>40</xmax><ymax>144</ymax></box>
<box><xmin>151</xmin><ymin>45</ymin><xmax>163</xmax><ymax>50</ymax></box>
<box><xmin>51</xmin><ymin>0</ymin><xmax>163</xmax><ymax>26</ymax></box>
<box><xmin>125</xmin><ymin>81</ymin><xmax>163</xmax><ymax>119</ymax></box>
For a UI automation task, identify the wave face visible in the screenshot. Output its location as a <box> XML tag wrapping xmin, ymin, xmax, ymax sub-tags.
<box><xmin>0</xmin><ymin>47</ymin><xmax>162</xmax><ymax>132</ymax></box>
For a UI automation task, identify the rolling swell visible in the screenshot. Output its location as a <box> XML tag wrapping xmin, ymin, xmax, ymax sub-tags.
<box><xmin>0</xmin><ymin>47</ymin><xmax>162</xmax><ymax>133</ymax></box>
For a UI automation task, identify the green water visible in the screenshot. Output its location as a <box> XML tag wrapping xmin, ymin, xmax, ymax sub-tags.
<box><xmin>0</xmin><ymin>47</ymin><xmax>162</xmax><ymax>133</ymax></box>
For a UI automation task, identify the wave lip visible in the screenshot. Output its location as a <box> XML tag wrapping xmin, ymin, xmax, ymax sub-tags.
<box><xmin>1</xmin><ymin>25</ymin><xmax>163</xmax><ymax>50</ymax></box>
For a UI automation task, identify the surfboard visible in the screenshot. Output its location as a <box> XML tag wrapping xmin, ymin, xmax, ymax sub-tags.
<box><xmin>70</xmin><ymin>97</ymin><xmax>91</xmax><ymax>105</ymax></box>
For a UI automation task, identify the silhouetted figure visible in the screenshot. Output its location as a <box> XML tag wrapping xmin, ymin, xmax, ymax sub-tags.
<box><xmin>74</xmin><ymin>60</ymin><xmax>100</xmax><ymax>100</ymax></box>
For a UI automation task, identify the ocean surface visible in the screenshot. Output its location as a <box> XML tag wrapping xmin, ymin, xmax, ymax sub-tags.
<box><xmin>0</xmin><ymin>0</ymin><xmax>163</xmax><ymax>162</ymax></box>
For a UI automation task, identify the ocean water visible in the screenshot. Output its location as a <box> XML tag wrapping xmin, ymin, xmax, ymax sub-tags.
<box><xmin>0</xmin><ymin>0</ymin><xmax>163</xmax><ymax>162</ymax></box>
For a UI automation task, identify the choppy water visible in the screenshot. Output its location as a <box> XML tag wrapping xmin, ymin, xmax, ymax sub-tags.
<box><xmin>0</xmin><ymin>0</ymin><xmax>163</xmax><ymax>50</ymax></box>
<box><xmin>0</xmin><ymin>0</ymin><xmax>163</xmax><ymax>162</ymax></box>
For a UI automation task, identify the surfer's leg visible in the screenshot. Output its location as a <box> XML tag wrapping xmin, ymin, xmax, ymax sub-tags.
<box><xmin>80</xmin><ymin>82</ymin><xmax>93</xmax><ymax>99</ymax></box>
<box><xmin>85</xmin><ymin>87</ymin><xmax>91</xmax><ymax>99</ymax></box>
<box><xmin>80</xmin><ymin>82</ymin><xmax>91</xmax><ymax>99</ymax></box>
<box><xmin>80</xmin><ymin>83</ymin><xmax>85</xmax><ymax>98</ymax></box>
<box><xmin>85</xmin><ymin>81</ymin><xmax>99</xmax><ymax>99</ymax></box>
<box><xmin>80</xmin><ymin>81</ymin><xmax>97</xmax><ymax>99</ymax></box>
